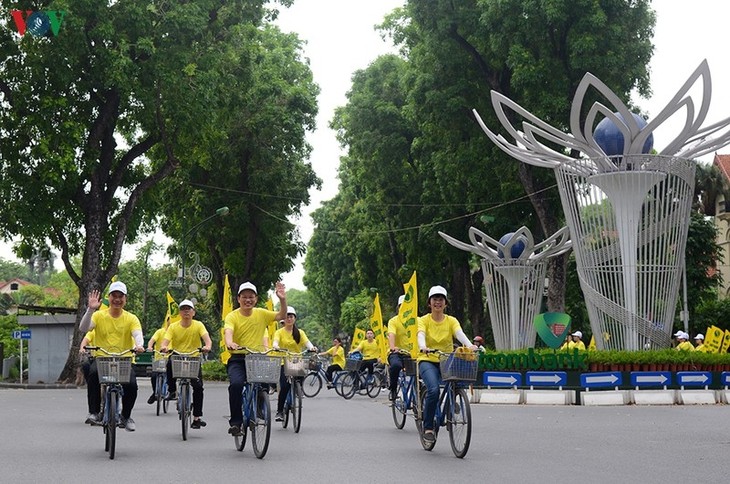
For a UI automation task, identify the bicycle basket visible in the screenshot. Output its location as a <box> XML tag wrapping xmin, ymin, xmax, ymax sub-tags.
<box><xmin>284</xmin><ymin>355</ymin><xmax>310</xmax><ymax>377</ymax></box>
<box><xmin>152</xmin><ymin>359</ymin><xmax>168</xmax><ymax>373</ymax></box>
<box><xmin>245</xmin><ymin>354</ymin><xmax>281</xmax><ymax>383</ymax></box>
<box><xmin>96</xmin><ymin>357</ymin><xmax>132</xmax><ymax>384</ymax></box>
<box><xmin>309</xmin><ymin>356</ymin><xmax>323</xmax><ymax>371</ymax></box>
<box><xmin>344</xmin><ymin>357</ymin><xmax>362</xmax><ymax>371</ymax></box>
<box><xmin>439</xmin><ymin>352</ymin><xmax>477</xmax><ymax>381</ymax></box>
<box><xmin>403</xmin><ymin>357</ymin><xmax>417</xmax><ymax>376</ymax></box>
<box><xmin>171</xmin><ymin>355</ymin><xmax>200</xmax><ymax>379</ymax></box>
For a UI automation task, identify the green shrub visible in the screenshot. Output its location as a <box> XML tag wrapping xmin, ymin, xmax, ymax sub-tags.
<box><xmin>202</xmin><ymin>360</ymin><xmax>228</xmax><ymax>381</ymax></box>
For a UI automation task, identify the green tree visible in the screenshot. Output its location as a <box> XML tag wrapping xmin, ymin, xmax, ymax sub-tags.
<box><xmin>0</xmin><ymin>258</ymin><xmax>28</xmax><ymax>282</ymax></box>
<box><xmin>0</xmin><ymin>1</ymin><xmax>291</xmax><ymax>382</ymax></box>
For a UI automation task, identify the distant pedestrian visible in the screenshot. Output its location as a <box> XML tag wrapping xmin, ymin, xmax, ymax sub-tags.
<box><xmin>674</xmin><ymin>331</ymin><xmax>694</xmax><ymax>351</ymax></box>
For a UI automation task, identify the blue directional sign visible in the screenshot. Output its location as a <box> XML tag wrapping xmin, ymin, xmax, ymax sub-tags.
<box><xmin>676</xmin><ymin>371</ymin><xmax>712</xmax><ymax>387</ymax></box>
<box><xmin>12</xmin><ymin>330</ymin><xmax>31</xmax><ymax>340</ymax></box>
<box><xmin>630</xmin><ymin>371</ymin><xmax>671</xmax><ymax>387</ymax></box>
<box><xmin>525</xmin><ymin>371</ymin><xmax>567</xmax><ymax>387</ymax></box>
<box><xmin>721</xmin><ymin>372</ymin><xmax>730</xmax><ymax>387</ymax></box>
<box><xmin>483</xmin><ymin>371</ymin><xmax>522</xmax><ymax>387</ymax></box>
<box><xmin>581</xmin><ymin>372</ymin><xmax>622</xmax><ymax>389</ymax></box>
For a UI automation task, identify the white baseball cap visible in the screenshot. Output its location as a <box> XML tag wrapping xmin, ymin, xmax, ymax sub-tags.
<box><xmin>673</xmin><ymin>331</ymin><xmax>684</xmax><ymax>338</ymax></box>
<box><xmin>237</xmin><ymin>282</ymin><xmax>257</xmax><ymax>295</ymax></box>
<box><xmin>571</xmin><ymin>331</ymin><xmax>582</xmax><ymax>338</ymax></box>
<box><xmin>179</xmin><ymin>299</ymin><xmax>195</xmax><ymax>309</ymax></box>
<box><xmin>694</xmin><ymin>333</ymin><xmax>704</xmax><ymax>340</ymax></box>
<box><xmin>397</xmin><ymin>295</ymin><xmax>405</xmax><ymax>306</ymax></box>
<box><xmin>108</xmin><ymin>281</ymin><xmax>127</xmax><ymax>295</ymax></box>
<box><xmin>286</xmin><ymin>306</ymin><xmax>296</xmax><ymax>316</ymax></box>
<box><xmin>428</xmin><ymin>285</ymin><xmax>448</xmax><ymax>299</ymax></box>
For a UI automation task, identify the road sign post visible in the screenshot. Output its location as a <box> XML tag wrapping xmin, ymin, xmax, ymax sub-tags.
<box><xmin>12</xmin><ymin>329</ymin><xmax>31</xmax><ymax>384</ymax></box>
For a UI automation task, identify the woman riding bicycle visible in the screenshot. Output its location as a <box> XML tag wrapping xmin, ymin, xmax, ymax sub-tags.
<box><xmin>417</xmin><ymin>285</ymin><xmax>476</xmax><ymax>443</ymax></box>
<box><xmin>272</xmin><ymin>305</ymin><xmax>316</xmax><ymax>422</ymax></box>
<box><xmin>160</xmin><ymin>299</ymin><xmax>213</xmax><ymax>429</ymax></box>
<box><xmin>349</xmin><ymin>329</ymin><xmax>380</xmax><ymax>375</ymax></box>
<box><xmin>319</xmin><ymin>337</ymin><xmax>345</xmax><ymax>387</ymax></box>
<box><xmin>224</xmin><ymin>281</ymin><xmax>287</xmax><ymax>437</ymax></box>
<box><xmin>146</xmin><ymin>325</ymin><xmax>168</xmax><ymax>405</ymax></box>
<box><xmin>387</xmin><ymin>294</ymin><xmax>408</xmax><ymax>401</ymax></box>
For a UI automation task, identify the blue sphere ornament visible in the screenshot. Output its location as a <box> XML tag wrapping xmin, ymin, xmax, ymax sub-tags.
<box><xmin>498</xmin><ymin>233</ymin><xmax>527</xmax><ymax>259</ymax></box>
<box><xmin>593</xmin><ymin>112</ymin><xmax>653</xmax><ymax>156</ymax></box>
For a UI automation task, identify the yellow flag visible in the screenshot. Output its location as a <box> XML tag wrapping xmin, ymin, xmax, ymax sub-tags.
<box><xmin>351</xmin><ymin>327</ymin><xmax>365</xmax><ymax>352</ymax></box>
<box><xmin>720</xmin><ymin>329</ymin><xmax>730</xmax><ymax>354</ymax></box>
<box><xmin>588</xmin><ymin>335</ymin><xmax>597</xmax><ymax>351</ymax></box>
<box><xmin>704</xmin><ymin>325</ymin><xmax>724</xmax><ymax>353</ymax></box>
<box><xmin>164</xmin><ymin>291</ymin><xmax>181</xmax><ymax>330</ymax></box>
<box><xmin>266</xmin><ymin>298</ymin><xmax>278</xmax><ymax>345</ymax></box>
<box><xmin>219</xmin><ymin>275</ymin><xmax>234</xmax><ymax>364</ymax></box>
<box><xmin>369</xmin><ymin>293</ymin><xmax>388</xmax><ymax>362</ymax></box>
<box><xmin>399</xmin><ymin>271</ymin><xmax>419</xmax><ymax>358</ymax></box>
<box><xmin>99</xmin><ymin>275</ymin><xmax>118</xmax><ymax>311</ymax></box>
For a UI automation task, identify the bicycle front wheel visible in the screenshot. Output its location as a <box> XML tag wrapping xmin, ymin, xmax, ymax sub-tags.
<box><xmin>180</xmin><ymin>383</ymin><xmax>191</xmax><ymax>441</ymax></box>
<box><xmin>251</xmin><ymin>389</ymin><xmax>271</xmax><ymax>459</ymax></box>
<box><xmin>391</xmin><ymin>382</ymin><xmax>407</xmax><ymax>429</ymax></box>
<box><xmin>155</xmin><ymin>376</ymin><xmax>163</xmax><ymax>416</ymax></box>
<box><xmin>339</xmin><ymin>372</ymin><xmax>356</xmax><ymax>399</ymax></box>
<box><xmin>367</xmin><ymin>374</ymin><xmax>382</xmax><ymax>398</ymax></box>
<box><xmin>106</xmin><ymin>393</ymin><xmax>118</xmax><ymax>459</ymax></box>
<box><xmin>292</xmin><ymin>380</ymin><xmax>303</xmax><ymax>433</ymax></box>
<box><xmin>302</xmin><ymin>372</ymin><xmax>322</xmax><ymax>398</ymax></box>
<box><xmin>448</xmin><ymin>387</ymin><xmax>472</xmax><ymax>458</ymax></box>
<box><xmin>417</xmin><ymin>383</ymin><xmax>437</xmax><ymax>451</ymax></box>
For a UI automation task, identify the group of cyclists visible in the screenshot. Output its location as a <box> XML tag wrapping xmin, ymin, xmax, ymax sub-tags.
<box><xmin>78</xmin><ymin>279</ymin><xmax>478</xmax><ymax>451</ymax></box>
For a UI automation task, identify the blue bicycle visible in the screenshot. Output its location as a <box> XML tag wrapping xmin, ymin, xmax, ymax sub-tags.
<box><xmin>233</xmin><ymin>348</ymin><xmax>280</xmax><ymax>459</ymax></box>
<box><xmin>86</xmin><ymin>346</ymin><xmax>134</xmax><ymax>460</ymax></box>
<box><xmin>169</xmin><ymin>349</ymin><xmax>203</xmax><ymax>441</ymax></box>
<box><xmin>150</xmin><ymin>351</ymin><xmax>169</xmax><ymax>416</ymax></box>
<box><xmin>390</xmin><ymin>351</ymin><xmax>418</xmax><ymax>430</ymax></box>
<box><xmin>415</xmin><ymin>349</ymin><xmax>477</xmax><ymax>458</ymax></box>
<box><xmin>280</xmin><ymin>350</ymin><xmax>315</xmax><ymax>433</ymax></box>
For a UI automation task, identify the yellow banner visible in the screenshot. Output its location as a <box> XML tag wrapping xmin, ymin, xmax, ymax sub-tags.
<box><xmin>721</xmin><ymin>329</ymin><xmax>730</xmax><ymax>354</ymax></box>
<box><xmin>588</xmin><ymin>335</ymin><xmax>596</xmax><ymax>351</ymax></box>
<box><xmin>399</xmin><ymin>271</ymin><xmax>419</xmax><ymax>358</ymax></box>
<box><xmin>219</xmin><ymin>275</ymin><xmax>234</xmax><ymax>364</ymax></box>
<box><xmin>351</xmin><ymin>327</ymin><xmax>365</xmax><ymax>352</ymax></box>
<box><xmin>369</xmin><ymin>293</ymin><xmax>388</xmax><ymax>362</ymax></box>
<box><xmin>704</xmin><ymin>325</ymin><xmax>724</xmax><ymax>353</ymax></box>
<box><xmin>165</xmin><ymin>291</ymin><xmax>181</xmax><ymax>329</ymax></box>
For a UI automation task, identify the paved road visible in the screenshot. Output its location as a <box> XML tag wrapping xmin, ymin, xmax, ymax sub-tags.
<box><xmin>2</xmin><ymin>380</ymin><xmax>730</xmax><ymax>483</ymax></box>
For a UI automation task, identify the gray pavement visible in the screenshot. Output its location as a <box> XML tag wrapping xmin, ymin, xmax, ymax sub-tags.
<box><xmin>1</xmin><ymin>379</ymin><xmax>729</xmax><ymax>483</ymax></box>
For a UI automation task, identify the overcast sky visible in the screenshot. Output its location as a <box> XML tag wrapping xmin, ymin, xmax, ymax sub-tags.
<box><xmin>2</xmin><ymin>0</ymin><xmax>729</xmax><ymax>291</ymax></box>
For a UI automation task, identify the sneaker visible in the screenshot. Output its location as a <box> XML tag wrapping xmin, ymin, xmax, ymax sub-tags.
<box><xmin>85</xmin><ymin>413</ymin><xmax>100</xmax><ymax>425</ymax></box>
<box><xmin>167</xmin><ymin>391</ymin><xmax>177</xmax><ymax>400</ymax></box>
<box><xmin>326</xmin><ymin>383</ymin><xmax>334</xmax><ymax>389</ymax></box>
<box><xmin>228</xmin><ymin>425</ymin><xmax>242</xmax><ymax>437</ymax></box>
<box><xmin>191</xmin><ymin>419</ymin><xmax>207</xmax><ymax>429</ymax></box>
<box><xmin>122</xmin><ymin>417</ymin><xmax>136</xmax><ymax>432</ymax></box>
<box><xmin>423</xmin><ymin>430</ymin><xmax>436</xmax><ymax>443</ymax></box>
<box><xmin>275</xmin><ymin>412</ymin><xmax>284</xmax><ymax>422</ymax></box>
<box><xmin>147</xmin><ymin>394</ymin><xmax>156</xmax><ymax>405</ymax></box>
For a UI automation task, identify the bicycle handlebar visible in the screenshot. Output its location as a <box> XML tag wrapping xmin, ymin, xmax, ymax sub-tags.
<box><xmin>169</xmin><ymin>347</ymin><xmax>205</xmax><ymax>357</ymax></box>
<box><xmin>83</xmin><ymin>346</ymin><xmax>135</xmax><ymax>357</ymax></box>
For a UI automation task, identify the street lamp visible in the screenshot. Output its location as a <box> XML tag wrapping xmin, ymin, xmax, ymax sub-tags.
<box><xmin>180</xmin><ymin>206</ymin><xmax>229</xmax><ymax>293</ymax></box>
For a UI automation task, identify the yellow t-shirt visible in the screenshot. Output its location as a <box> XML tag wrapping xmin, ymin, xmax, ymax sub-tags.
<box><xmin>353</xmin><ymin>339</ymin><xmax>380</xmax><ymax>360</ymax></box>
<box><xmin>417</xmin><ymin>313</ymin><xmax>462</xmax><ymax>363</ymax></box>
<box><xmin>571</xmin><ymin>340</ymin><xmax>586</xmax><ymax>351</ymax></box>
<box><xmin>83</xmin><ymin>330</ymin><xmax>96</xmax><ymax>356</ymax></box>
<box><xmin>325</xmin><ymin>345</ymin><xmax>345</xmax><ymax>368</ymax></box>
<box><xmin>224</xmin><ymin>307</ymin><xmax>276</xmax><ymax>354</ymax></box>
<box><xmin>90</xmin><ymin>309</ymin><xmax>142</xmax><ymax>357</ymax></box>
<box><xmin>149</xmin><ymin>327</ymin><xmax>168</xmax><ymax>359</ymax></box>
<box><xmin>273</xmin><ymin>327</ymin><xmax>310</xmax><ymax>353</ymax></box>
<box><xmin>387</xmin><ymin>315</ymin><xmax>410</xmax><ymax>350</ymax></box>
<box><xmin>676</xmin><ymin>341</ymin><xmax>695</xmax><ymax>351</ymax></box>
<box><xmin>164</xmin><ymin>320</ymin><xmax>208</xmax><ymax>354</ymax></box>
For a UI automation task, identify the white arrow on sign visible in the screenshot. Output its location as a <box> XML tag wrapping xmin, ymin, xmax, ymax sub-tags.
<box><xmin>680</xmin><ymin>374</ymin><xmax>709</xmax><ymax>384</ymax></box>
<box><xmin>585</xmin><ymin>374</ymin><xmax>618</xmax><ymax>385</ymax></box>
<box><xmin>530</xmin><ymin>374</ymin><xmax>562</xmax><ymax>384</ymax></box>
<box><xmin>636</xmin><ymin>374</ymin><xmax>668</xmax><ymax>384</ymax></box>
<box><xmin>486</xmin><ymin>375</ymin><xmax>517</xmax><ymax>385</ymax></box>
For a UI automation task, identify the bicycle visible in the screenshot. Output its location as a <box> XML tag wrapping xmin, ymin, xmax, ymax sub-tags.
<box><xmin>169</xmin><ymin>348</ymin><xmax>203</xmax><ymax>441</ymax></box>
<box><xmin>301</xmin><ymin>354</ymin><xmax>347</xmax><ymax>398</ymax></box>
<box><xmin>415</xmin><ymin>349</ymin><xmax>477</xmax><ymax>458</ymax></box>
<box><xmin>85</xmin><ymin>346</ymin><xmax>135</xmax><ymax>460</ymax></box>
<box><xmin>339</xmin><ymin>356</ymin><xmax>382</xmax><ymax>399</ymax></box>
<box><xmin>390</xmin><ymin>350</ymin><xmax>418</xmax><ymax>430</ymax></box>
<box><xmin>232</xmin><ymin>348</ymin><xmax>280</xmax><ymax>459</ymax></box>
<box><xmin>150</xmin><ymin>350</ymin><xmax>170</xmax><ymax>416</ymax></box>
<box><xmin>280</xmin><ymin>350</ymin><xmax>314</xmax><ymax>433</ymax></box>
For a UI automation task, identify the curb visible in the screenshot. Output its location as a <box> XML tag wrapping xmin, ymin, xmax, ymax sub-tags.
<box><xmin>0</xmin><ymin>382</ymin><xmax>78</xmax><ymax>389</ymax></box>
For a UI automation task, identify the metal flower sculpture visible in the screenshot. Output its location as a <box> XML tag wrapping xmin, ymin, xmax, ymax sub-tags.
<box><xmin>472</xmin><ymin>60</ymin><xmax>730</xmax><ymax>350</ymax></box>
<box><xmin>440</xmin><ymin>227</ymin><xmax>571</xmax><ymax>350</ymax></box>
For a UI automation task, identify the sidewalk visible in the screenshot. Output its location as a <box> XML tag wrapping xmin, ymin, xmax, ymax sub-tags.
<box><xmin>0</xmin><ymin>381</ymin><xmax>78</xmax><ymax>389</ymax></box>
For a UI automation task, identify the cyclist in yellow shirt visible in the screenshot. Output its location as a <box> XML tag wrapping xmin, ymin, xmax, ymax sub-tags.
<box><xmin>319</xmin><ymin>337</ymin><xmax>345</xmax><ymax>387</ymax></box>
<box><xmin>387</xmin><ymin>295</ymin><xmax>408</xmax><ymax>401</ymax></box>
<box><xmin>79</xmin><ymin>281</ymin><xmax>145</xmax><ymax>431</ymax></box>
<box><xmin>272</xmin><ymin>306</ymin><xmax>317</xmax><ymax>421</ymax></box>
<box><xmin>146</xmin><ymin>325</ymin><xmax>168</xmax><ymax>405</ymax></box>
<box><xmin>224</xmin><ymin>281</ymin><xmax>287</xmax><ymax>437</ymax></box>
<box><xmin>417</xmin><ymin>285</ymin><xmax>476</xmax><ymax>444</ymax></box>
<box><xmin>160</xmin><ymin>299</ymin><xmax>212</xmax><ymax>429</ymax></box>
<box><xmin>350</xmin><ymin>329</ymin><xmax>380</xmax><ymax>376</ymax></box>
